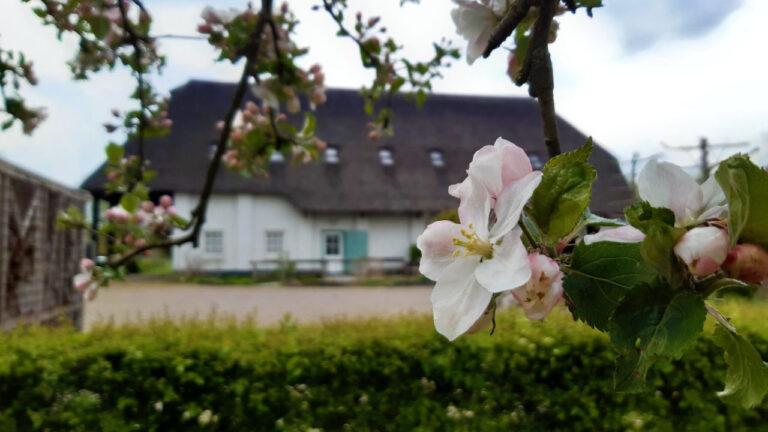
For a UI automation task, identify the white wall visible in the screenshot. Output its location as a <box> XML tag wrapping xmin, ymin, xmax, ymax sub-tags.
<box><xmin>171</xmin><ymin>193</ymin><xmax>427</xmax><ymax>272</ymax></box>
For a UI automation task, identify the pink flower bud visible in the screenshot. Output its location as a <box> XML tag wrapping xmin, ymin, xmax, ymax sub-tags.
<box><xmin>229</xmin><ymin>130</ymin><xmax>243</xmax><ymax>142</ymax></box>
<box><xmin>135</xmin><ymin>238</ymin><xmax>147</xmax><ymax>248</ymax></box>
<box><xmin>167</xmin><ymin>206</ymin><xmax>178</xmax><ymax>216</ymax></box>
<box><xmin>107</xmin><ymin>171</ymin><xmax>119</xmax><ymax>181</ymax></box>
<box><xmin>159</xmin><ymin>195</ymin><xmax>173</xmax><ymax>208</ymax></box>
<box><xmin>216</xmin><ymin>120</ymin><xmax>225</xmax><ymax>131</ymax></box>
<box><xmin>104</xmin><ymin>123</ymin><xmax>117</xmax><ymax>133</ymax></box>
<box><xmin>310</xmin><ymin>89</ymin><xmax>327</xmax><ymax>105</ymax></box>
<box><xmin>277</xmin><ymin>113</ymin><xmax>287</xmax><ymax>122</ymax></box>
<box><xmin>314</xmin><ymin>139</ymin><xmax>327</xmax><ymax>151</ymax></box>
<box><xmin>281</xmin><ymin>2</ymin><xmax>288</xmax><ymax>13</ymax></box>
<box><xmin>368</xmin><ymin>131</ymin><xmax>379</xmax><ymax>140</ymax></box>
<box><xmin>309</xmin><ymin>64</ymin><xmax>322</xmax><ymax>74</ymax></box>
<box><xmin>673</xmin><ymin>227</ymin><xmax>729</xmax><ymax>276</ymax></box>
<box><xmin>356</xmin><ymin>11</ymin><xmax>362</xmax><ymax>21</ymax></box>
<box><xmin>368</xmin><ymin>17</ymin><xmax>380</xmax><ymax>27</ymax></box>
<box><xmin>124</xmin><ymin>234</ymin><xmax>134</xmax><ymax>244</ymax></box>
<box><xmin>111</xmin><ymin>108</ymin><xmax>120</xmax><ymax>117</ymax></box>
<box><xmin>143</xmin><ymin>250</ymin><xmax>152</xmax><ymax>256</ymax></box>
<box><xmin>80</xmin><ymin>258</ymin><xmax>95</xmax><ymax>271</ymax></box>
<box><xmin>511</xmin><ymin>253</ymin><xmax>564</xmax><ymax>320</ymax></box>
<box><xmin>246</xmin><ymin>101</ymin><xmax>259</xmax><ymax>114</ymax></box>
<box><xmin>286</xmin><ymin>96</ymin><xmax>301</xmax><ymax>114</ymax></box>
<box><xmin>162</xmin><ymin>119</ymin><xmax>173</xmax><ymax>129</ymax></box>
<box><xmin>141</xmin><ymin>201</ymin><xmax>155</xmax><ymax>212</ymax></box>
<box><xmin>723</xmin><ymin>243</ymin><xmax>768</xmax><ymax>283</ymax></box>
<box><xmin>134</xmin><ymin>212</ymin><xmax>145</xmax><ymax>223</ymax></box>
<box><xmin>197</xmin><ymin>23</ymin><xmax>213</xmax><ymax>33</ymax></box>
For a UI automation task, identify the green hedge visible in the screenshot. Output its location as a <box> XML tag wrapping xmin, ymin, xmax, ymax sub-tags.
<box><xmin>1</xmin><ymin>301</ymin><xmax>767</xmax><ymax>431</ymax></box>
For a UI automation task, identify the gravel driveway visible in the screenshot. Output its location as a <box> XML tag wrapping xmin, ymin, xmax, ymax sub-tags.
<box><xmin>83</xmin><ymin>282</ymin><xmax>432</xmax><ymax>330</ymax></box>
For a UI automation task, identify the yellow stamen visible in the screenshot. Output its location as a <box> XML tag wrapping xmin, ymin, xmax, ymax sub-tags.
<box><xmin>452</xmin><ymin>225</ymin><xmax>494</xmax><ymax>260</ymax></box>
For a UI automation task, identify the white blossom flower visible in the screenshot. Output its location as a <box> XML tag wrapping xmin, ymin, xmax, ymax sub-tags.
<box><xmin>674</xmin><ymin>226</ymin><xmax>729</xmax><ymax>276</ymax></box>
<box><xmin>418</xmin><ymin>170</ymin><xmax>541</xmax><ymax>340</ymax></box>
<box><xmin>72</xmin><ymin>258</ymin><xmax>99</xmax><ymax>300</ymax></box>
<box><xmin>451</xmin><ymin>1</ymin><xmax>498</xmax><ymax>64</ymax></box>
<box><xmin>583</xmin><ymin>225</ymin><xmax>646</xmax><ymax>245</ymax></box>
<box><xmin>511</xmin><ymin>253</ymin><xmax>563</xmax><ymax>320</ymax></box>
<box><xmin>637</xmin><ymin>159</ymin><xmax>726</xmax><ymax>227</ymax></box>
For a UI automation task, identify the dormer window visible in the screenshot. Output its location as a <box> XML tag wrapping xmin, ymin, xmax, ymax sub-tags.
<box><xmin>269</xmin><ymin>150</ymin><xmax>285</xmax><ymax>163</ymax></box>
<box><xmin>325</xmin><ymin>146</ymin><xmax>339</xmax><ymax>164</ymax></box>
<box><xmin>429</xmin><ymin>150</ymin><xmax>445</xmax><ymax>167</ymax></box>
<box><xmin>529</xmin><ymin>153</ymin><xmax>544</xmax><ymax>170</ymax></box>
<box><xmin>379</xmin><ymin>148</ymin><xmax>394</xmax><ymax>166</ymax></box>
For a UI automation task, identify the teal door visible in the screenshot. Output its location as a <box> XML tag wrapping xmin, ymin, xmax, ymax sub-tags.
<box><xmin>343</xmin><ymin>230</ymin><xmax>368</xmax><ymax>273</ymax></box>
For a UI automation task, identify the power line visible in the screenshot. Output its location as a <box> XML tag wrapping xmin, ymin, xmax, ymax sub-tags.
<box><xmin>662</xmin><ymin>138</ymin><xmax>749</xmax><ymax>181</ymax></box>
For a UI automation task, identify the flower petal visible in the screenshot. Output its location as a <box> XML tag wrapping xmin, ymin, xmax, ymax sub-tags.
<box><xmin>417</xmin><ymin>221</ymin><xmax>463</xmax><ymax>281</ymax></box>
<box><xmin>474</xmin><ymin>229</ymin><xmax>531</xmax><ymax>293</ymax></box>
<box><xmin>431</xmin><ymin>257</ymin><xmax>490</xmax><ymax>341</ymax></box>
<box><xmin>489</xmin><ymin>171</ymin><xmax>542</xmax><ymax>241</ymax></box>
<box><xmin>583</xmin><ymin>225</ymin><xmax>646</xmax><ymax>245</ymax></box>
<box><xmin>637</xmin><ymin>159</ymin><xmax>699</xmax><ymax>224</ymax></box>
<box><xmin>495</xmin><ymin>137</ymin><xmax>533</xmax><ymax>185</ymax></box>
<box><xmin>457</xmin><ymin>176</ymin><xmax>491</xmax><ymax>239</ymax></box>
<box><xmin>467</xmin><ymin>145</ymin><xmax>503</xmax><ymax>198</ymax></box>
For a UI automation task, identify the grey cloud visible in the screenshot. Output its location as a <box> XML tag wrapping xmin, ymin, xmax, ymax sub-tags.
<box><xmin>600</xmin><ymin>0</ymin><xmax>744</xmax><ymax>53</ymax></box>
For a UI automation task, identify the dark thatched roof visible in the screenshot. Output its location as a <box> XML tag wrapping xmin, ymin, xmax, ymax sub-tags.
<box><xmin>82</xmin><ymin>80</ymin><xmax>633</xmax><ymax>216</ymax></box>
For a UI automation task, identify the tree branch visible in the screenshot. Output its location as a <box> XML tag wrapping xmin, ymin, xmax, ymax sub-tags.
<box><xmin>118</xmin><ymin>0</ymin><xmax>147</xmax><ymax>180</ymax></box>
<box><xmin>481</xmin><ymin>0</ymin><xmax>536</xmax><ymax>58</ymax></box>
<box><xmin>527</xmin><ymin>0</ymin><xmax>560</xmax><ymax>158</ymax></box>
<box><xmin>108</xmin><ymin>0</ymin><xmax>273</xmax><ymax>267</ymax></box>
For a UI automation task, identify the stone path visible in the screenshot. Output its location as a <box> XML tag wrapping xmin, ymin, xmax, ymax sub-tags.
<box><xmin>83</xmin><ymin>282</ymin><xmax>432</xmax><ymax>330</ymax></box>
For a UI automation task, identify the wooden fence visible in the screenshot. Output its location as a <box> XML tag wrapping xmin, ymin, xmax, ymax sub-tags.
<box><xmin>0</xmin><ymin>158</ymin><xmax>89</xmax><ymax>329</ymax></box>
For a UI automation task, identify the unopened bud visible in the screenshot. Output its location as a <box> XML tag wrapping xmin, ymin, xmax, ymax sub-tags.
<box><xmin>723</xmin><ymin>243</ymin><xmax>768</xmax><ymax>283</ymax></box>
<box><xmin>674</xmin><ymin>227</ymin><xmax>729</xmax><ymax>276</ymax></box>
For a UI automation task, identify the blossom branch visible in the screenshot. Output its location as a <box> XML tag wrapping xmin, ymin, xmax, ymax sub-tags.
<box><xmin>481</xmin><ymin>0</ymin><xmax>535</xmax><ymax>58</ymax></box>
<box><xmin>117</xmin><ymin>0</ymin><xmax>147</xmax><ymax>179</ymax></box>
<box><xmin>108</xmin><ymin>0</ymin><xmax>273</xmax><ymax>266</ymax></box>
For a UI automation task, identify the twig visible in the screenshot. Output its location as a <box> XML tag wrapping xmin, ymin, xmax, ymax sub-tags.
<box><xmin>526</xmin><ymin>0</ymin><xmax>560</xmax><ymax>157</ymax></box>
<box><xmin>117</xmin><ymin>0</ymin><xmax>147</xmax><ymax>180</ymax></box>
<box><xmin>320</xmin><ymin>0</ymin><xmax>382</xmax><ymax>69</ymax></box>
<box><xmin>481</xmin><ymin>0</ymin><xmax>535</xmax><ymax>58</ymax></box>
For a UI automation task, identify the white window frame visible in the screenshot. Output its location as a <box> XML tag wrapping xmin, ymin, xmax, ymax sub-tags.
<box><xmin>204</xmin><ymin>230</ymin><xmax>224</xmax><ymax>254</ymax></box>
<box><xmin>266</xmin><ymin>230</ymin><xmax>284</xmax><ymax>254</ymax></box>
<box><xmin>429</xmin><ymin>149</ymin><xmax>445</xmax><ymax>167</ymax></box>
<box><xmin>379</xmin><ymin>148</ymin><xmax>394</xmax><ymax>166</ymax></box>
<box><xmin>325</xmin><ymin>146</ymin><xmax>340</xmax><ymax>164</ymax></box>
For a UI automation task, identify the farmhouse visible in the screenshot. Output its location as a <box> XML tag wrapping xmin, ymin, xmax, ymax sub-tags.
<box><xmin>82</xmin><ymin>80</ymin><xmax>633</xmax><ymax>274</ymax></box>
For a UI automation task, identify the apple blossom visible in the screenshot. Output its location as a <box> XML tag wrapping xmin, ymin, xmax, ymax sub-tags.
<box><xmin>723</xmin><ymin>243</ymin><xmax>768</xmax><ymax>284</ymax></box>
<box><xmin>451</xmin><ymin>1</ymin><xmax>500</xmax><ymax>64</ymax></box>
<box><xmin>159</xmin><ymin>195</ymin><xmax>173</xmax><ymax>208</ymax></box>
<box><xmin>72</xmin><ymin>258</ymin><xmax>99</xmax><ymax>300</ymax></box>
<box><xmin>637</xmin><ymin>159</ymin><xmax>726</xmax><ymax>227</ymax></box>
<box><xmin>673</xmin><ymin>226</ymin><xmax>729</xmax><ymax>276</ymax></box>
<box><xmin>583</xmin><ymin>225</ymin><xmax>646</xmax><ymax>245</ymax></box>
<box><xmin>449</xmin><ymin>138</ymin><xmax>540</xmax><ymax>225</ymax></box>
<box><xmin>511</xmin><ymin>253</ymin><xmax>564</xmax><ymax>320</ymax></box>
<box><xmin>419</xmin><ymin>164</ymin><xmax>541</xmax><ymax>340</ymax></box>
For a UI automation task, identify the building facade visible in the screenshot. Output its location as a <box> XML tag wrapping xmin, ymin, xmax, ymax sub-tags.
<box><xmin>83</xmin><ymin>80</ymin><xmax>634</xmax><ymax>274</ymax></box>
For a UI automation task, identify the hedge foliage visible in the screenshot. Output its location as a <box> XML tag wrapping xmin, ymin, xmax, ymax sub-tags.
<box><xmin>1</xmin><ymin>300</ymin><xmax>767</xmax><ymax>431</ymax></box>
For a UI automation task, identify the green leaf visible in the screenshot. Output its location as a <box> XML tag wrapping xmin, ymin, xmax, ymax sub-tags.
<box><xmin>530</xmin><ymin>139</ymin><xmax>597</xmax><ymax>245</ymax></box>
<box><xmin>301</xmin><ymin>112</ymin><xmax>316</xmax><ymax>136</ymax></box>
<box><xmin>581</xmin><ymin>211</ymin><xmax>625</xmax><ymax>228</ymax></box>
<box><xmin>90</xmin><ymin>16</ymin><xmax>111</xmax><ymax>40</ymax></box>
<box><xmin>563</xmin><ymin>241</ymin><xmax>657</xmax><ymax>331</ymax></box>
<box><xmin>625</xmin><ymin>201</ymin><xmax>686</xmax><ymax>285</ymax></box>
<box><xmin>415</xmin><ymin>89</ymin><xmax>427</xmax><ymax>107</ymax></box>
<box><xmin>609</xmin><ymin>280</ymin><xmax>707</xmax><ymax>392</ymax></box>
<box><xmin>715</xmin><ymin>155</ymin><xmax>768</xmax><ymax>249</ymax></box>
<box><xmin>106</xmin><ymin>142</ymin><xmax>124</xmax><ymax>164</ymax></box>
<box><xmin>120</xmin><ymin>193</ymin><xmax>140</xmax><ymax>213</ymax></box>
<box><xmin>712</xmin><ymin>324</ymin><xmax>768</xmax><ymax>408</ymax></box>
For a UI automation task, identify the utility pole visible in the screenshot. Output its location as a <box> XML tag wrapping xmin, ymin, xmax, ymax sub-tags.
<box><xmin>662</xmin><ymin>138</ymin><xmax>749</xmax><ymax>182</ymax></box>
<box><xmin>622</xmin><ymin>151</ymin><xmax>663</xmax><ymax>189</ymax></box>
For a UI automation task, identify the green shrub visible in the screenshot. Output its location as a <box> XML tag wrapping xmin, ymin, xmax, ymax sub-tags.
<box><xmin>1</xmin><ymin>301</ymin><xmax>767</xmax><ymax>431</ymax></box>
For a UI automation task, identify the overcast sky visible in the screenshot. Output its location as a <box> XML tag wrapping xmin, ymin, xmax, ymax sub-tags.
<box><xmin>1</xmin><ymin>0</ymin><xmax>766</xmax><ymax>187</ymax></box>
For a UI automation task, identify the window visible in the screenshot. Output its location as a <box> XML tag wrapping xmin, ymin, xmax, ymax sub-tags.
<box><xmin>325</xmin><ymin>233</ymin><xmax>340</xmax><ymax>255</ymax></box>
<box><xmin>379</xmin><ymin>148</ymin><xmax>394</xmax><ymax>166</ymax></box>
<box><xmin>529</xmin><ymin>153</ymin><xmax>545</xmax><ymax>170</ymax></box>
<box><xmin>204</xmin><ymin>231</ymin><xmax>223</xmax><ymax>253</ymax></box>
<box><xmin>269</xmin><ymin>151</ymin><xmax>285</xmax><ymax>163</ymax></box>
<box><xmin>429</xmin><ymin>150</ymin><xmax>445</xmax><ymax>167</ymax></box>
<box><xmin>266</xmin><ymin>231</ymin><xmax>284</xmax><ymax>253</ymax></box>
<box><xmin>324</xmin><ymin>146</ymin><xmax>339</xmax><ymax>164</ymax></box>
